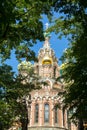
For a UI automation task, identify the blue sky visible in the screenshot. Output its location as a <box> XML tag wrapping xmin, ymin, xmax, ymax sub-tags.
<box><xmin>6</xmin><ymin>14</ymin><xmax>69</xmax><ymax>74</ymax></box>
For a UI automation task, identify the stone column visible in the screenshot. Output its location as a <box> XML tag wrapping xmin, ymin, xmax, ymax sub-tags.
<box><xmin>58</xmin><ymin>108</ymin><xmax>63</xmax><ymax>127</ymax></box>
<box><xmin>64</xmin><ymin>109</ymin><xmax>68</xmax><ymax>128</ymax></box>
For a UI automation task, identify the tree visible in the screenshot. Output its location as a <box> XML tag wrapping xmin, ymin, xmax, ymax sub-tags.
<box><xmin>49</xmin><ymin>0</ymin><xmax>87</xmax><ymax>129</ymax></box>
<box><xmin>0</xmin><ymin>62</ymin><xmax>41</xmax><ymax>129</ymax></box>
<box><xmin>0</xmin><ymin>0</ymin><xmax>53</xmax><ymax>61</ymax></box>
<box><xmin>0</xmin><ymin>0</ymin><xmax>55</xmax><ymax>129</ymax></box>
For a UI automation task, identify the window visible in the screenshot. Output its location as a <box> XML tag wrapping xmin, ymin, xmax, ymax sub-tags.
<box><xmin>35</xmin><ymin>104</ymin><xmax>39</xmax><ymax>123</ymax></box>
<box><xmin>44</xmin><ymin>104</ymin><xmax>49</xmax><ymax>123</ymax></box>
<box><xmin>54</xmin><ymin>66</ymin><xmax>56</xmax><ymax>77</ymax></box>
<box><xmin>55</xmin><ymin>107</ymin><xmax>58</xmax><ymax>123</ymax></box>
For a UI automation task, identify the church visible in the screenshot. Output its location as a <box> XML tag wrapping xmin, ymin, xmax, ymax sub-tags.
<box><xmin>17</xmin><ymin>27</ymin><xmax>77</xmax><ymax>130</ymax></box>
<box><xmin>26</xmin><ymin>30</ymin><xmax>77</xmax><ymax>130</ymax></box>
<box><xmin>28</xmin><ymin>32</ymin><xmax>67</xmax><ymax>130</ymax></box>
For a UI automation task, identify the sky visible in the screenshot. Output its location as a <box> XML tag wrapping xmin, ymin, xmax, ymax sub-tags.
<box><xmin>6</xmin><ymin>14</ymin><xmax>69</xmax><ymax>74</ymax></box>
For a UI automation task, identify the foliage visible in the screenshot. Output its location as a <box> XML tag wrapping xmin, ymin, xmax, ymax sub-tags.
<box><xmin>51</xmin><ymin>0</ymin><xmax>87</xmax><ymax>125</ymax></box>
<box><xmin>0</xmin><ymin>63</ymin><xmax>41</xmax><ymax>129</ymax></box>
<box><xmin>0</xmin><ymin>0</ymin><xmax>53</xmax><ymax>61</ymax></box>
<box><xmin>1</xmin><ymin>0</ymin><xmax>87</xmax><ymax>129</ymax></box>
<box><xmin>0</xmin><ymin>0</ymin><xmax>54</xmax><ymax>129</ymax></box>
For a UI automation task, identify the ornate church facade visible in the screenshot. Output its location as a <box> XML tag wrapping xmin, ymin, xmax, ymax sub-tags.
<box><xmin>27</xmin><ymin>33</ymin><xmax>70</xmax><ymax>130</ymax></box>
<box><xmin>17</xmin><ymin>29</ymin><xmax>77</xmax><ymax>130</ymax></box>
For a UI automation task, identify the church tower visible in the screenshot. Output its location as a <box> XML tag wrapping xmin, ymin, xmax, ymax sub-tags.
<box><xmin>28</xmin><ymin>29</ymin><xmax>68</xmax><ymax>130</ymax></box>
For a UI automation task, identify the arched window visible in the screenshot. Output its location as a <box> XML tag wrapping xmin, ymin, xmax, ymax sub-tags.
<box><xmin>55</xmin><ymin>107</ymin><xmax>58</xmax><ymax>123</ymax></box>
<box><xmin>44</xmin><ymin>104</ymin><xmax>49</xmax><ymax>123</ymax></box>
<box><xmin>35</xmin><ymin>104</ymin><xmax>39</xmax><ymax>123</ymax></box>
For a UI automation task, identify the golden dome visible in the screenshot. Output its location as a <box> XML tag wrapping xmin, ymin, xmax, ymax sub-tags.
<box><xmin>42</xmin><ymin>55</ymin><xmax>52</xmax><ymax>64</ymax></box>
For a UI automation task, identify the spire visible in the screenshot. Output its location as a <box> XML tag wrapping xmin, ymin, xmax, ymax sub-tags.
<box><xmin>43</xmin><ymin>23</ymin><xmax>51</xmax><ymax>49</ymax></box>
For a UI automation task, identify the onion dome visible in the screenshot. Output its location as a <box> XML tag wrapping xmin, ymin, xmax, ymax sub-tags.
<box><xmin>42</xmin><ymin>55</ymin><xmax>52</xmax><ymax>65</ymax></box>
<box><xmin>18</xmin><ymin>60</ymin><xmax>33</xmax><ymax>72</ymax></box>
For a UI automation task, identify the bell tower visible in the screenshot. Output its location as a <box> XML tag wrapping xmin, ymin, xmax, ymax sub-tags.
<box><xmin>28</xmin><ymin>26</ymin><xmax>68</xmax><ymax>130</ymax></box>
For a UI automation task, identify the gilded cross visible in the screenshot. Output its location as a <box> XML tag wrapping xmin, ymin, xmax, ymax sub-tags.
<box><xmin>45</xmin><ymin>23</ymin><xmax>49</xmax><ymax>29</ymax></box>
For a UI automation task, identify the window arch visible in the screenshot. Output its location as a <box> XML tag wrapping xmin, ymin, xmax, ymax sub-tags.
<box><xmin>35</xmin><ymin>104</ymin><xmax>39</xmax><ymax>123</ymax></box>
<box><xmin>44</xmin><ymin>103</ymin><xmax>49</xmax><ymax>123</ymax></box>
